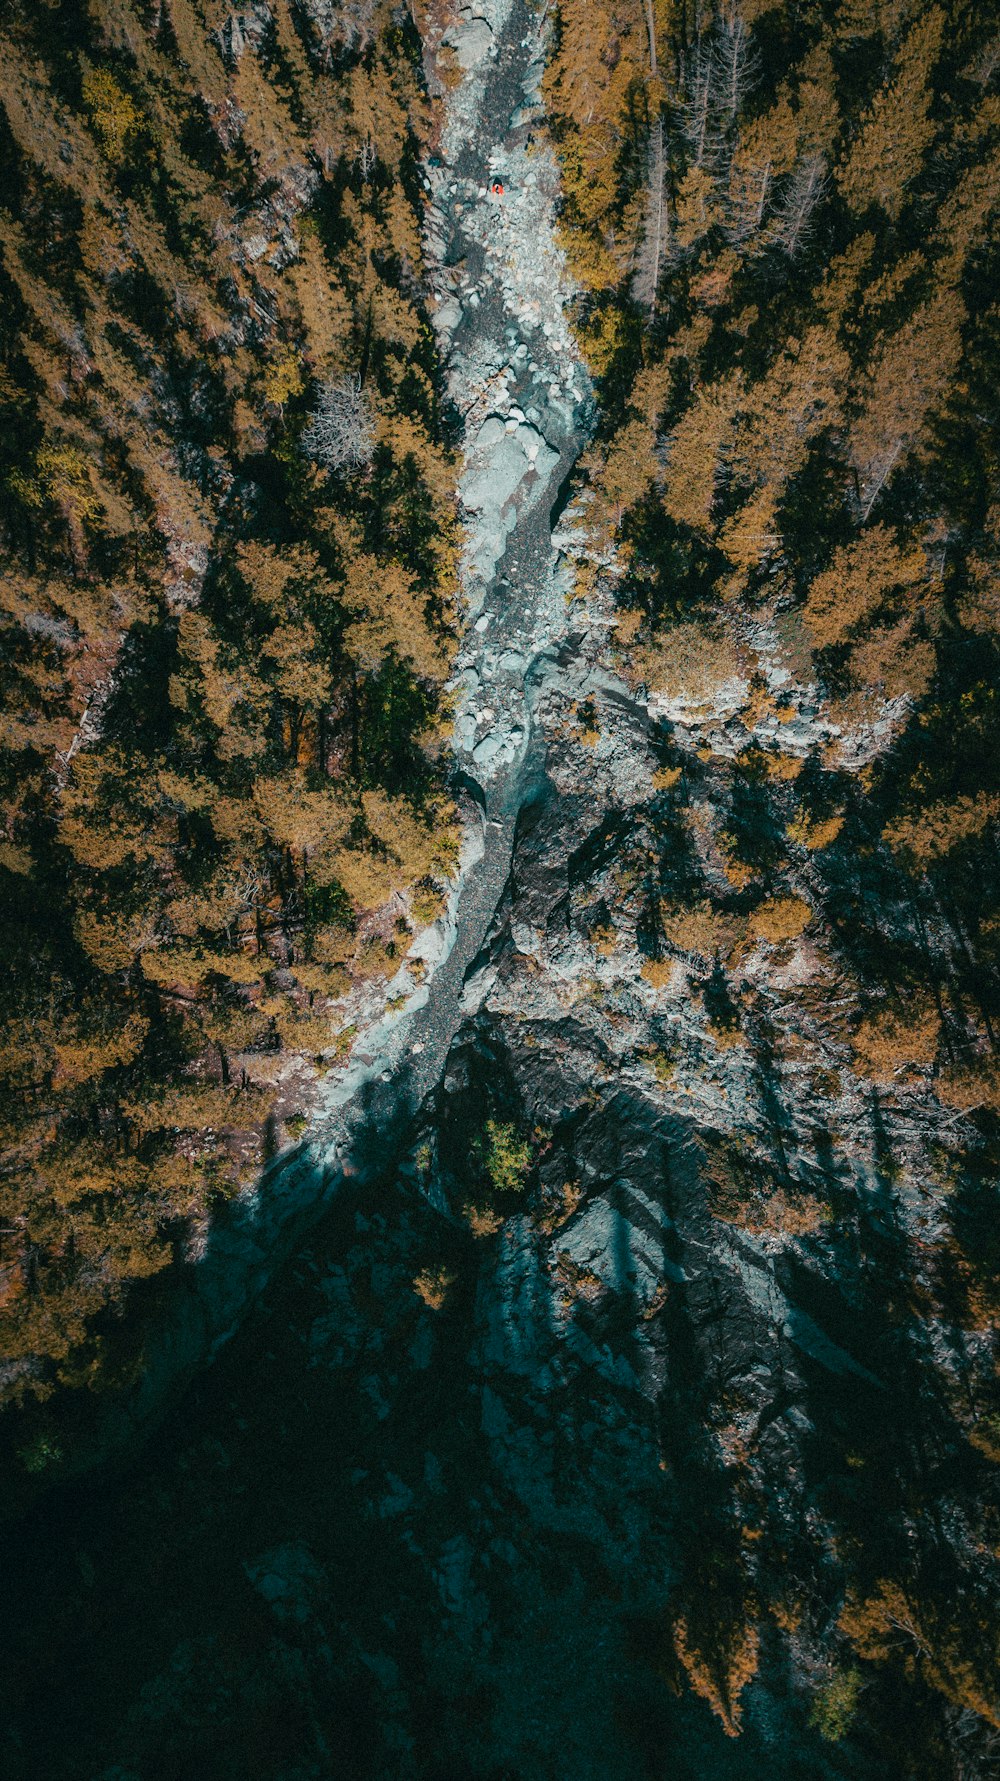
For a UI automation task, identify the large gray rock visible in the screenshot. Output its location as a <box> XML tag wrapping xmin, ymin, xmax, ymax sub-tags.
<box><xmin>475</xmin><ymin>414</ymin><xmax>507</xmax><ymax>450</ymax></box>
<box><xmin>462</xmin><ymin>430</ymin><xmax>531</xmax><ymax>515</ymax></box>
<box><xmin>446</xmin><ymin>12</ymin><xmax>494</xmax><ymax>69</ymax></box>
<box><xmin>558</xmin><ymin>1183</ymin><xmax>687</xmax><ymax>1307</ymax></box>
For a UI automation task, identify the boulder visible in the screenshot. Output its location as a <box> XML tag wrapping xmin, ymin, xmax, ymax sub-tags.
<box><xmin>446</xmin><ymin>12</ymin><xmax>494</xmax><ymax>69</ymax></box>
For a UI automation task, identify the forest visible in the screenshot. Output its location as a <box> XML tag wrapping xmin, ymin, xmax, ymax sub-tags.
<box><xmin>546</xmin><ymin>0</ymin><xmax>1000</xmax><ymax>1113</ymax></box>
<box><xmin>1</xmin><ymin>0</ymin><xmax>1000</xmax><ymax>1775</ymax></box>
<box><xmin>0</xmin><ymin>0</ymin><xmax>460</xmax><ymax>1404</ymax></box>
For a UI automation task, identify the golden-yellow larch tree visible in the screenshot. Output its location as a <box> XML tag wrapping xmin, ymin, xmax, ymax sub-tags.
<box><xmin>837</xmin><ymin>9</ymin><xmax>945</xmax><ymax>221</ymax></box>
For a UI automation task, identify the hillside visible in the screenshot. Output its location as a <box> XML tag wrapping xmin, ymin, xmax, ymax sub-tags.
<box><xmin>0</xmin><ymin>0</ymin><xmax>459</xmax><ymax>1403</ymax></box>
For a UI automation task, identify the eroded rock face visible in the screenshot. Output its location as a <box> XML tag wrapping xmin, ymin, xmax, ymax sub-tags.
<box><xmin>401</xmin><ymin>646</ymin><xmax>1000</xmax><ymax>1773</ymax></box>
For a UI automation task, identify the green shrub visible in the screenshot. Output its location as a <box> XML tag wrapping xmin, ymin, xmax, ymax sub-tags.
<box><xmin>809</xmin><ymin>1666</ymin><xmax>863</xmax><ymax>1742</ymax></box>
<box><xmin>475</xmin><ymin>1120</ymin><xmax>532</xmax><ymax>1195</ymax></box>
<box><xmin>19</xmin><ymin>1433</ymin><xmax>64</xmax><ymax>1475</ymax></box>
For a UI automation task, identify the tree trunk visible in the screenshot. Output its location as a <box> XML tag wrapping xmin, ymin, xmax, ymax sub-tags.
<box><xmin>644</xmin><ymin>0</ymin><xmax>658</xmax><ymax>76</ymax></box>
<box><xmin>634</xmin><ymin>117</ymin><xmax>668</xmax><ymax>316</ymax></box>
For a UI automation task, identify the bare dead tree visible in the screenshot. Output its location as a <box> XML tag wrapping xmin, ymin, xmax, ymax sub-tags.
<box><xmin>681</xmin><ymin>14</ymin><xmax>758</xmax><ymax>174</ymax></box>
<box><xmin>709</xmin><ymin>10</ymin><xmax>759</xmax><ymax>122</ymax></box>
<box><xmin>968</xmin><ymin>31</ymin><xmax>1000</xmax><ymax>87</ymax></box>
<box><xmin>858</xmin><ymin>438</ymin><xmax>904</xmax><ymax>522</ymax></box>
<box><xmin>301</xmin><ymin>375</ymin><xmax>377</xmax><ymax>472</ymax></box>
<box><xmin>643</xmin><ymin>0</ymin><xmax>658</xmax><ymax>76</ymax></box>
<box><xmin>633</xmin><ymin>117</ymin><xmax>670</xmax><ymax>316</ymax></box>
<box><xmin>296</xmin><ymin>0</ymin><xmax>381</xmax><ymax>66</ymax></box>
<box><xmin>680</xmin><ymin>46</ymin><xmax>723</xmax><ymax>169</ymax></box>
<box><xmin>773</xmin><ymin>153</ymin><xmax>828</xmax><ymax>257</ymax></box>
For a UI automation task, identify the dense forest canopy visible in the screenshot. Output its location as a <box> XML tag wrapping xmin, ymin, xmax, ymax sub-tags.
<box><xmin>0</xmin><ymin>0</ymin><xmax>461</xmax><ymax>1405</ymax></box>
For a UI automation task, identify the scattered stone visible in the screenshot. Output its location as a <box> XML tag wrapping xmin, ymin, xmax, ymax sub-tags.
<box><xmin>433</xmin><ymin>296</ymin><xmax>463</xmax><ymax>335</ymax></box>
